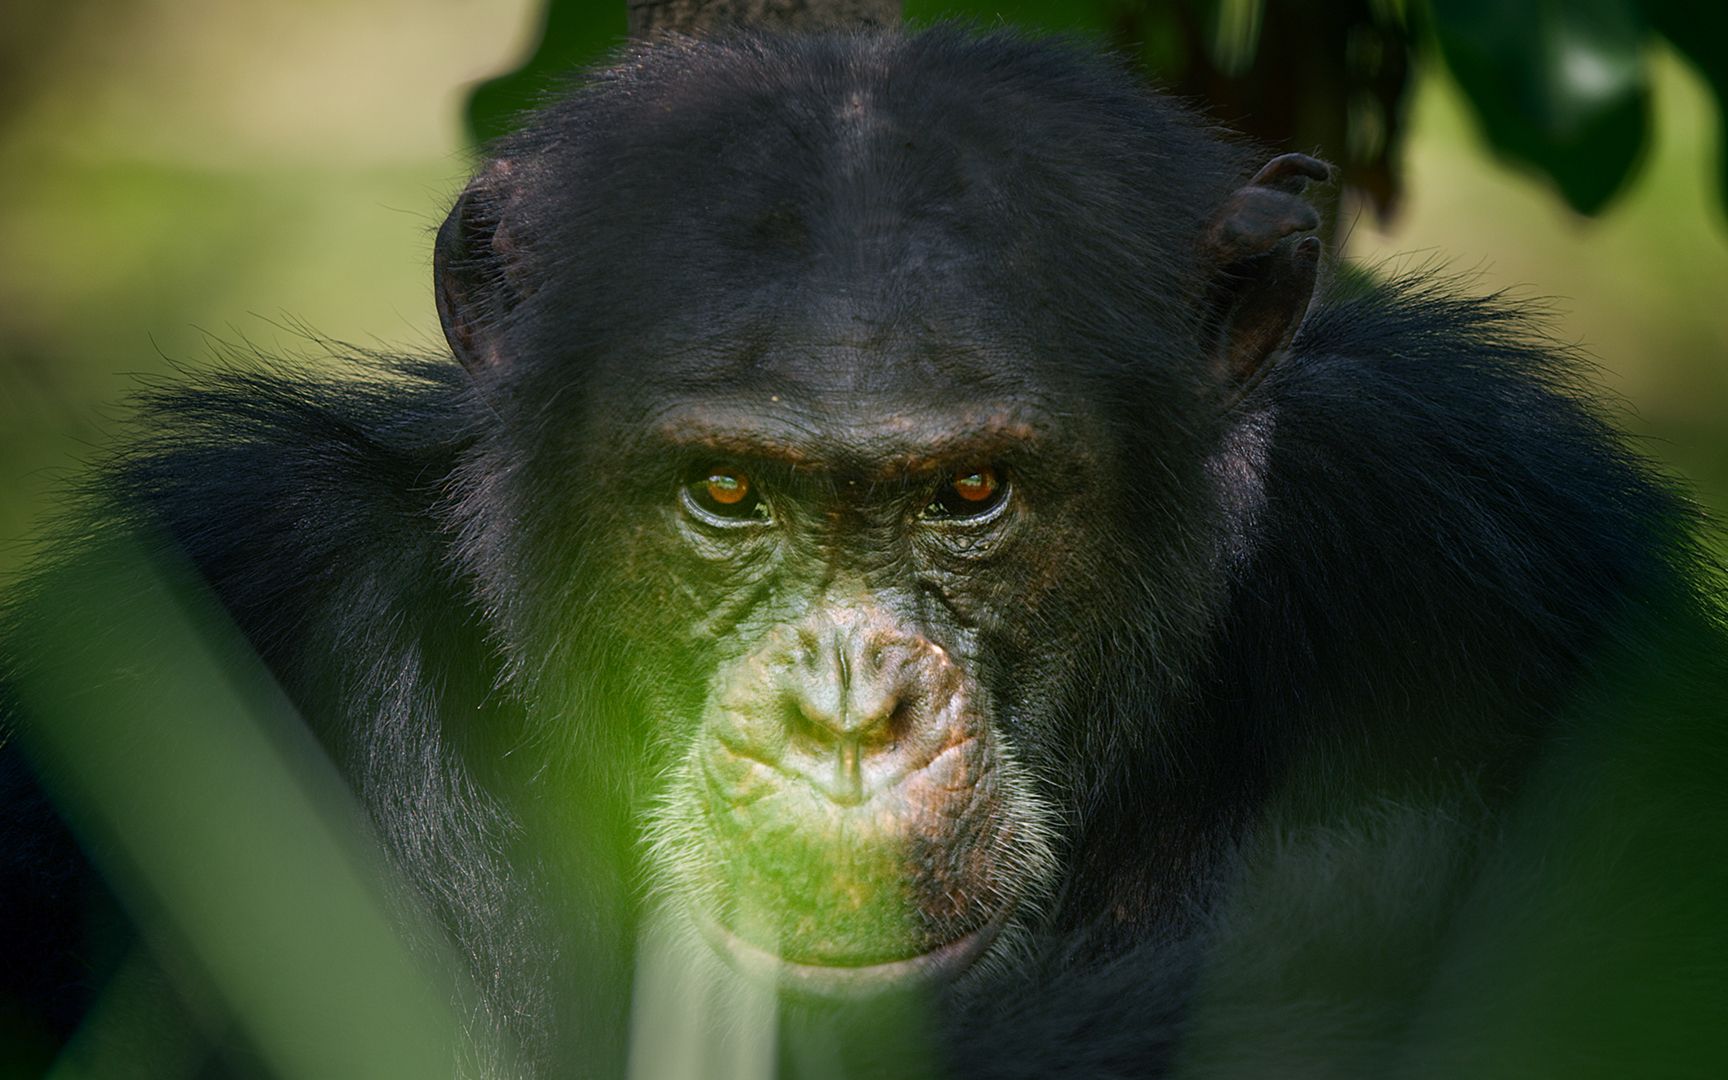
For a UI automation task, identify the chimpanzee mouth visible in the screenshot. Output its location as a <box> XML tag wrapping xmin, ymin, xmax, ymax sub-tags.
<box><xmin>693</xmin><ymin>904</ymin><xmax>1013</xmax><ymax>999</ymax></box>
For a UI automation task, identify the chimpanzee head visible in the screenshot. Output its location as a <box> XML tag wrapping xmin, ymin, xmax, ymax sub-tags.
<box><xmin>431</xmin><ymin>29</ymin><xmax>1325</xmax><ymax>993</ymax></box>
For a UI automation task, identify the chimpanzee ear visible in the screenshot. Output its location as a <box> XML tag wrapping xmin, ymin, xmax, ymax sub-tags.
<box><xmin>435</xmin><ymin>159</ymin><xmax>531</xmax><ymax>373</ymax></box>
<box><xmin>1201</xmin><ymin>153</ymin><xmax>1331</xmax><ymax>386</ymax></box>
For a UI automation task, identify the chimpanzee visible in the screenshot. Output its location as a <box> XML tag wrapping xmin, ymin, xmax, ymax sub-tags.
<box><xmin>4</xmin><ymin>25</ymin><xmax>1726</xmax><ymax>1079</ymax></box>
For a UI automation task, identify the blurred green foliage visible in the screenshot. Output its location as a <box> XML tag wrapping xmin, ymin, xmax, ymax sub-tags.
<box><xmin>15</xmin><ymin>536</ymin><xmax>474</xmax><ymax>1078</ymax></box>
<box><xmin>1431</xmin><ymin>0</ymin><xmax>1650</xmax><ymax>214</ymax></box>
<box><xmin>471</xmin><ymin>1</ymin><xmax>1728</xmax><ymax>222</ymax></box>
<box><xmin>467</xmin><ymin>2</ymin><xmax>628</xmax><ymax>145</ymax></box>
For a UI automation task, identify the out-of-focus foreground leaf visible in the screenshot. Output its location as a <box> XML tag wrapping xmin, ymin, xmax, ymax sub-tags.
<box><xmin>1430</xmin><ymin>0</ymin><xmax>1650</xmax><ymax>215</ymax></box>
<box><xmin>11</xmin><ymin>534</ymin><xmax>486</xmax><ymax>1078</ymax></box>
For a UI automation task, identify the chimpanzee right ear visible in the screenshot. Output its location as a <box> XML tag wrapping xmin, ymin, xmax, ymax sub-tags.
<box><xmin>435</xmin><ymin>159</ymin><xmax>531</xmax><ymax>373</ymax></box>
<box><xmin>1200</xmin><ymin>153</ymin><xmax>1331</xmax><ymax>388</ymax></box>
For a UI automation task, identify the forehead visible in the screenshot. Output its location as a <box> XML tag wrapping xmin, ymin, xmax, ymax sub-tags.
<box><xmin>582</xmin><ymin>323</ymin><xmax>1090</xmax><ymax>475</ymax></box>
<box><xmin>502</xmin><ymin>33</ymin><xmax>1246</xmax><ymax>409</ymax></box>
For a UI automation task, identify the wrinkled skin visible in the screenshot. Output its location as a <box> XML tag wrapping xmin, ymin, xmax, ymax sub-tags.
<box><xmin>581</xmin><ymin>367</ymin><xmax>1121</xmax><ymax>988</ymax></box>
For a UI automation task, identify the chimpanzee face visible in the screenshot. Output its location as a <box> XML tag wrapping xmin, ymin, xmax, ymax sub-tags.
<box><xmin>434</xmin><ymin>34</ymin><xmax>1324</xmax><ymax>995</ymax></box>
<box><xmin>556</xmin><ymin>333</ymin><xmax>1135</xmax><ymax>993</ymax></box>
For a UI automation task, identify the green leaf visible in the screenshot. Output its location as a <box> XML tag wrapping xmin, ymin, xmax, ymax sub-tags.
<box><xmin>1431</xmin><ymin>0</ymin><xmax>1651</xmax><ymax>214</ymax></box>
<box><xmin>464</xmin><ymin>1</ymin><xmax>629</xmax><ymax>148</ymax></box>
<box><xmin>1645</xmin><ymin>0</ymin><xmax>1728</xmax><ymax>221</ymax></box>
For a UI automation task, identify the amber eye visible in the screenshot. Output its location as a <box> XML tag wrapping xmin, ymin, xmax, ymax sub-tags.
<box><xmin>923</xmin><ymin>466</ymin><xmax>1008</xmax><ymax>521</ymax></box>
<box><xmin>683</xmin><ymin>466</ymin><xmax>768</xmax><ymax>522</ymax></box>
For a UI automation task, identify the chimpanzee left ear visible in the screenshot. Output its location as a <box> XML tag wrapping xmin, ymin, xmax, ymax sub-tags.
<box><xmin>1201</xmin><ymin>153</ymin><xmax>1331</xmax><ymax>385</ymax></box>
<box><xmin>435</xmin><ymin>159</ymin><xmax>534</xmax><ymax>374</ymax></box>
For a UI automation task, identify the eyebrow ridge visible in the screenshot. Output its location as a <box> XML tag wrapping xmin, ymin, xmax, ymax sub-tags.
<box><xmin>652</xmin><ymin>411</ymin><xmax>1046</xmax><ymax>477</ymax></box>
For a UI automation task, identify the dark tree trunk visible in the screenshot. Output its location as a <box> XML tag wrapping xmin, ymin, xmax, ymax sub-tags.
<box><xmin>627</xmin><ymin>0</ymin><xmax>900</xmax><ymax>38</ymax></box>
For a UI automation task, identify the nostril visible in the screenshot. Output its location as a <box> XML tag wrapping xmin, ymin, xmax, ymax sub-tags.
<box><xmin>779</xmin><ymin>620</ymin><xmax>946</xmax><ymax>740</ymax></box>
<box><xmin>793</xmin><ymin>625</ymin><xmax>824</xmax><ymax>664</ymax></box>
<box><xmin>783</xmin><ymin>677</ymin><xmax>911</xmax><ymax>751</ymax></box>
<box><xmin>783</xmin><ymin>693</ymin><xmax>831</xmax><ymax>751</ymax></box>
<box><xmin>863</xmin><ymin>638</ymin><xmax>887</xmax><ymax>672</ymax></box>
<box><xmin>887</xmin><ymin>696</ymin><xmax>914</xmax><ymax>742</ymax></box>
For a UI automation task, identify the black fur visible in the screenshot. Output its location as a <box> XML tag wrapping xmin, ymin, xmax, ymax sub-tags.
<box><xmin>5</xmin><ymin>26</ymin><xmax>1727</xmax><ymax>1078</ymax></box>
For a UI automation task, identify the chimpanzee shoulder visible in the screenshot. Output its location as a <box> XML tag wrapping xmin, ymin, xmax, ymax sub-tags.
<box><xmin>107</xmin><ymin>362</ymin><xmax>482</xmax><ymax>692</ymax></box>
<box><xmin>1243</xmin><ymin>271</ymin><xmax>1698</xmax><ymax>709</ymax></box>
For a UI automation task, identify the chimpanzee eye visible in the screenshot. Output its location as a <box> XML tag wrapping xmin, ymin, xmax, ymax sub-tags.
<box><xmin>922</xmin><ymin>466</ymin><xmax>1008</xmax><ymax>522</ymax></box>
<box><xmin>682</xmin><ymin>465</ymin><xmax>769</xmax><ymax>523</ymax></box>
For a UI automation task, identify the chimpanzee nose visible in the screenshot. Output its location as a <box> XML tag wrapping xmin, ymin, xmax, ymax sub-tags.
<box><xmin>784</xmin><ymin>616</ymin><xmax>921</xmax><ymax>806</ymax></box>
